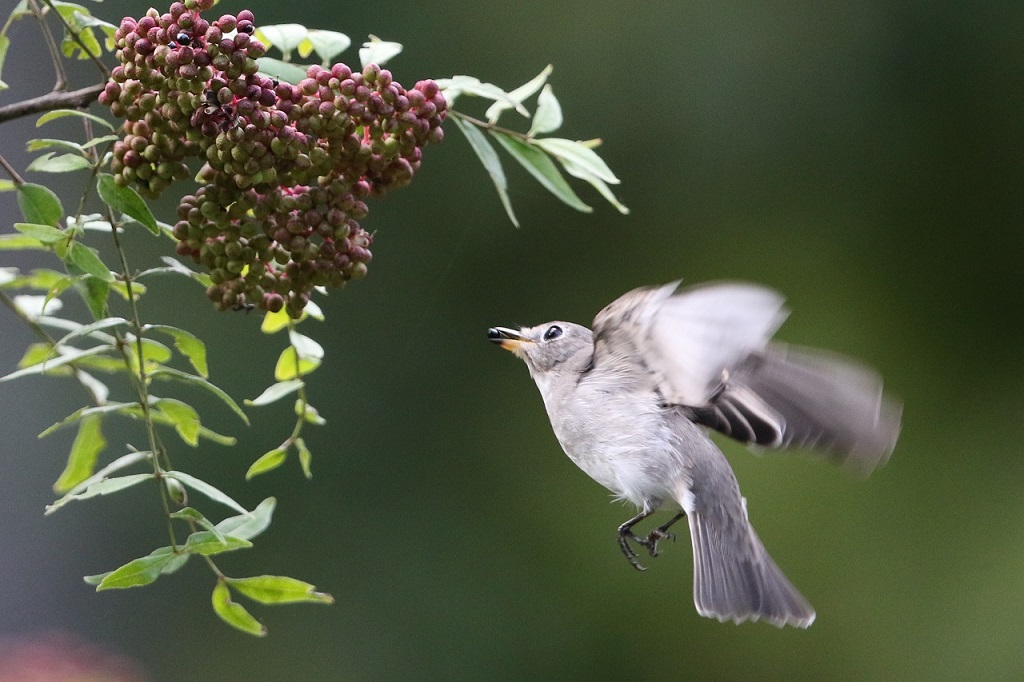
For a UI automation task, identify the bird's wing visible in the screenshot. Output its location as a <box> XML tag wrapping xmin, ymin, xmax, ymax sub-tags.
<box><xmin>591</xmin><ymin>280</ymin><xmax>788</xmax><ymax>402</ymax></box>
<box><xmin>686</xmin><ymin>344</ymin><xmax>903</xmax><ymax>474</ymax></box>
<box><xmin>593</xmin><ymin>281</ymin><xmax>901</xmax><ymax>474</ymax></box>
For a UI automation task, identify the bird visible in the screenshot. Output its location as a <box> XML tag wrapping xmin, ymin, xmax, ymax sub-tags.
<box><xmin>487</xmin><ymin>280</ymin><xmax>901</xmax><ymax>628</ymax></box>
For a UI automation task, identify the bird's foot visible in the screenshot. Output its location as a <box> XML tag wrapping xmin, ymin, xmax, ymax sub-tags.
<box><xmin>641</xmin><ymin>527</ymin><xmax>676</xmax><ymax>557</ymax></box>
<box><xmin>617</xmin><ymin>530</ymin><xmax>649</xmax><ymax>571</ymax></box>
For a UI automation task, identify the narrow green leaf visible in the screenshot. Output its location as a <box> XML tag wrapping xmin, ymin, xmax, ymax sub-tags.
<box><xmin>0</xmin><ymin>179</ymin><xmax>14</xmax><ymax>191</ymax></box>
<box><xmin>26</xmin><ymin>152</ymin><xmax>93</xmax><ymax>173</ymax></box>
<box><xmin>120</xmin><ymin>404</ymin><xmax>238</xmax><ymax>445</ymax></box>
<box><xmin>49</xmin><ymin>316</ymin><xmax>127</xmax><ymax>354</ymax></box>
<box><xmin>13</xmin><ymin>222</ymin><xmax>67</xmax><ymax>244</ymax></box>
<box><xmin>305</xmin><ymin>29</ymin><xmax>351</xmax><ymax>64</ymax></box>
<box><xmin>170</xmin><ymin>507</ymin><xmax>226</xmax><ymax>543</ymax></box>
<box><xmin>0</xmin><ymin>35</ymin><xmax>9</xmax><ymax>91</ymax></box>
<box><xmin>212</xmin><ymin>581</ymin><xmax>266</xmax><ymax>636</ymax></box>
<box><xmin>61</xmin><ymin>451</ymin><xmax>152</xmax><ymax>497</ymax></box>
<box><xmin>184</xmin><ymin>531</ymin><xmax>252</xmax><ymax>556</ymax></box>
<box><xmin>215</xmin><ymin>497</ymin><xmax>276</xmax><ymax>541</ymax></box>
<box><xmin>26</xmin><ymin>138</ymin><xmax>87</xmax><ymax>155</ymax></box>
<box><xmin>0</xmin><ymin>234</ymin><xmax>48</xmax><ymax>250</ymax></box>
<box><xmin>165</xmin><ymin>471</ymin><xmax>248</xmax><ymax>515</ymax></box>
<box><xmin>96</xmin><ymin>549</ymin><xmax>174</xmax><ymax>590</ymax></box>
<box><xmin>452</xmin><ymin>116</ymin><xmax>518</xmax><ymax>227</ymax></box>
<box><xmin>246</xmin><ymin>379</ymin><xmax>304</xmax><ymax>407</ymax></box>
<box><xmin>66</xmin><ymin>241</ymin><xmax>113</xmax><ymax>281</ymax></box>
<box><xmin>83</xmin><ymin>572</ymin><xmax>110</xmax><ymax>586</ymax></box>
<box><xmin>295</xmin><ymin>437</ymin><xmax>313</xmax><ymax>479</ymax></box>
<box><xmin>297</xmin><ymin>400</ymin><xmax>326</xmax><ymax>426</ymax></box>
<box><xmin>436</xmin><ymin>76</ymin><xmax>524</xmax><ymax>114</ymax></box>
<box><xmin>274</xmin><ymin>346</ymin><xmax>321</xmax><ymax>381</ymax></box>
<box><xmin>490</xmin><ymin>132</ymin><xmax>592</xmax><ymax>213</ymax></box>
<box><xmin>97</xmin><ymin>173</ymin><xmax>158</xmax><ymax>235</ymax></box>
<box><xmin>156</xmin><ymin>398</ymin><xmax>201</xmax><ymax>446</ymax></box>
<box><xmin>255</xmin><ymin>57</ymin><xmax>309</xmax><ymax>85</ymax></box>
<box><xmin>53</xmin><ymin>414</ymin><xmax>106</xmax><ymax>493</ymax></box>
<box><xmin>36</xmin><ymin>108</ymin><xmax>115</xmax><ymax>131</ymax></box>
<box><xmin>485</xmin><ymin>64</ymin><xmax>553</xmax><ymax>123</ymax></box>
<box><xmin>46</xmin><ymin>473</ymin><xmax>153</xmax><ymax>514</ymax></box>
<box><xmin>39</xmin><ymin>402</ymin><xmax>133</xmax><ymax>438</ymax></box>
<box><xmin>160</xmin><ymin>553</ymin><xmax>191</xmax><ymax>576</ymax></box>
<box><xmin>246</xmin><ymin>448</ymin><xmax>288</xmax><ymax>480</ymax></box>
<box><xmin>1</xmin><ymin>344</ymin><xmax>113</xmax><ymax>382</ymax></box>
<box><xmin>16</xmin><ymin>183</ymin><xmax>64</xmax><ymax>226</ymax></box>
<box><xmin>529</xmin><ymin>84</ymin><xmax>563</xmax><ymax>136</ymax></box>
<box><xmin>74</xmin><ymin>368</ymin><xmax>110</xmax><ymax>405</ymax></box>
<box><xmin>227</xmin><ymin>575</ymin><xmax>334</xmax><ymax>605</ymax></box>
<box><xmin>149</xmin><ymin>367</ymin><xmax>249</xmax><ymax>424</ymax></box>
<box><xmin>533</xmin><ymin>137</ymin><xmax>620</xmax><ymax>183</ymax></box>
<box><xmin>359</xmin><ymin>35</ymin><xmax>402</xmax><ymax>68</ymax></box>
<box><xmin>146</xmin><ymin>325</ymin><xmax>208</xmax><ymax>377</ymax></box>
<box><xmin>289</xmin><ymin>331</ymin><xmax>324</xmax><ymax>361</ymax></box>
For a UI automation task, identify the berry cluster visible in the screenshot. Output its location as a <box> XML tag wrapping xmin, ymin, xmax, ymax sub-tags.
<box><xmin>98</xmin><ymin>0</ymin><xmax>446</xmax><ymax>316</ymax></box>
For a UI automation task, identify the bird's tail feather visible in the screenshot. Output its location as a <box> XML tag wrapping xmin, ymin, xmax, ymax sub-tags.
<box><xmin>688</xmin><ymin>510</ymin><xmax>815</xmax><ymax>628</ymax></box>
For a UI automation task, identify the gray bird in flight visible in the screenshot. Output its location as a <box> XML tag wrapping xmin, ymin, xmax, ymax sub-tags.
<box><xmin>488</xmin><ymin>280</ymin><xmax>901</xmax><ymax>628</ymax></box>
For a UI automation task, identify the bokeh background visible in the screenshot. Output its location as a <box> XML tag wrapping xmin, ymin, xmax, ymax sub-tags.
<box><xmin>1</xmin><ymin>0</ymin><xmax>1022</xmax><ymax>680</ymax></box>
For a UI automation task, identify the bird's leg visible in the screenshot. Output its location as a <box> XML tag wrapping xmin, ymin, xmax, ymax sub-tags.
<box><xmin>617</xmin><ymin>509</ymin><xmax>656</xmax><ymax>571</ymax></box>
<box><xmin>642</xmin><ymin>512</ymin><xmax>686</xmax><ymax>557</ymax></box>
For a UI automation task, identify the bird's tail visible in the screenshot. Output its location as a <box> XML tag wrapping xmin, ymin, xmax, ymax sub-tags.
<box><xmin>687</xmin><ymin>506</ymin><xmax>816</xmax><ymax>628</ymax></box>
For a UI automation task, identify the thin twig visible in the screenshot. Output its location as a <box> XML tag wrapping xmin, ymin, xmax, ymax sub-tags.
<box><xmin>448</xmin><ymin>109</ymin><xmax>533</xmax><ymax>141</ymax></box>
<box><xmin>27</xmin><ymin>0</ymin><xmax>69</xmax><ymax>91</ymax></box>
<box><xmin>0</xmin><ymin>153</ymin><xmax>26</xmax><ymax>185</ymax></box>
<box><xmin>0</xmin><ymin>84</ymin><xmax>104</xmax><ymax>125</ymax></box>
<box><xmin>39</xmin><ymin>0</ymin><xmax>110</xmax><ymax>78</ymax></box>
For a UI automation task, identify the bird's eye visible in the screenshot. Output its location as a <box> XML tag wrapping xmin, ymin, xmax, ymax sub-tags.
<box><xmin>543</xmin><ymin>325</ymin><xmax>563</xmax><ymax>341</ymax></box>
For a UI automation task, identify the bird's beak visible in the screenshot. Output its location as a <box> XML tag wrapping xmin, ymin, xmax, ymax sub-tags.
<box><xmin>487</xmin><ymin>326</ymin><xmax>533</xmax><ymax>354</ymax></box>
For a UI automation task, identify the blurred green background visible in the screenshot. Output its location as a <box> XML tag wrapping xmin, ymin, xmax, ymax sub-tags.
<box><xmin>1</xmin><ymin>0</ymin><xmax>1022</xmax><ymax>679</ymax></box>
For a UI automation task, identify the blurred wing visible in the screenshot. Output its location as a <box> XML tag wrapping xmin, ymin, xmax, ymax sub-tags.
<box><xmin>592</xmin><ymin>281</ymin><xmax>788</xmax><ymax>402</ymax></box>
<box><xmin>687</xmin><ymin>344</ymin><xmax>903</xmax><ymax>474</ymax></box>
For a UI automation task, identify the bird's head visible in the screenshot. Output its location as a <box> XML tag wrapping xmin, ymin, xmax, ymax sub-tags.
<box><xmin>487</xmin><ymin>322</ymin><xmax>593</xmax><ymax>376</ymax></box>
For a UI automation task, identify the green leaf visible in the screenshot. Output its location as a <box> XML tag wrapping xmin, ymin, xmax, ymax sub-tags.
<box><xmin>65</xmin><ymin>241</ymin><xmax>113</xmax><ymax>281</ymax></box>
<box><xmin>53</xmin><ymin>414</ymin><xmax>106</xmax><ymax>493</ymax></box>
<box><xmin>227</xmin><ymin>575</ymin><xmax>334</xmax><ymax>605</ymax></box>
<box><xmin>245</xmin><ymin>448</ymin><xmax>288</xmax><ymax>480</ymax></box>
<box><xmin>533</xmin><ymin>137</ymin><xmax>620</xmax><ymax>184</ymax></box>
<box><xmin>13</xmin><ymin>222</ymin><xmax>67</xmax><ymax>244</ymax></box>
<box><xmin>39</xmin><ymin>402</ymin><xmax>134</xmax><ymax>438</ymax></box>
<box><xmin>35</xmin><ymin>108</ymin><xmax>115</xmax><ymax>132</ymax></box>
<box><xmin>169</xmin><ymin>507</ymin><xmax>225</xmax><ymax>542</ymax></box>
<box><xmin>59</xmin><ymin>451</ymin><xmax>151</xmax><ymax>497</ymax></box>
<box><xmin>0</xmin><ymin>35</ymin><xmax>9</xmax><ymax>90</ymax></box>
<box><xmin>97</xmin><ymin>173</ymin><xmax>158</xmax><ymax>235</ymax></box>
<box><xmin>49</xmin><ymin>316</ymin><xmax>127</xmax><ymax>355</ymax></box>
<box><xmin>0</xmin><ymin>233</ymin><xmax>48</xmax><ymax>250</ymax></box>
<box><xmin>26</xmin><ymin>138</ymin><xmax>87</xmax><ymax>155</ymax></box>
<box><xmin>255</xmin><ymin>56</ymin><xmax>309</xmax><ymax>85</ymax></box>
<box><xmin>289</xmin><ymin>331</ymin><xmax>324</xmax><ymax>361</ymax></box>
<box><xmin>485</xmin><ymin>64</ymin><xmax>553</xmax><ymax>123</ymax></box>
<box><xmin>0</xmin><ymin>344</ymin><xmax>113</xmax><ymax>382</ymax></box>
<box><xmin>0</xmin><ymin>180</ymin><xmax>14</xmax><ymax>192</ymax></box>
<box><xmin>436</xmin><ymin>76</ymin><xmax>523</xmax><ymax>113</ymax></box>
<box><xmin>529</xmin><ymin>84</ymin><xmax>562</xmax><ymax>136</ymax></box>
<box><xmin>148</xmin><ymin>367</ymin><xmax>249</xmax><ymax>424</ymax></box>
<box><xmin>16</xmin><ymin>183</ymin><xmax>64</xmax><ymax>226</ymax></box>
<box><xmin>160</xmin><ymin>553</ymin><xmax>191</xmax><ymax>576</ymax></box>
<box><xmin>165</xmin><ymin>471</ymin><xmax>248</xmax><ymax>515</ymax></box>
<box><xmin>76</xmin><ymin>275</ymin><xmax>110</xmax><ymax>319</ymax></box>
<box><xmin>96</xmin><ymin>549</ymin><xmax>175</xmax><ymax>590</ymax></box>
<box><xmin>46</xmin><ymin>473</ymin><xmax>153</xmax><ymax>515</ymax></box>
<box><xmin>255</xmin><ymin>24</ymin><xmax>307</xmax><ymax>57</ymax></box>
<box><xmin>215</xmin><ymin>497</ymin><xmax>276</xmax><ymax>541</ymax></box>
<box><xmin>155</xmin><ymin>398</ymin><xmax>201</xmax><ymax>446</ymax></box>
<box><xmin>145</xmin><ymin>325</ymin><xmax>208</xmax><ymax>377</ymax></box>
<box><xmin>274</xmin><ymin>346</ymin><xmax>320</xmax><ymax>381</ymax></box>
<box><xmin>305</xmin><ymin>29</ymin><xmax>350</xmax><ymax>64</ymax></box>
<box><xmin>295</xmin><ymin>437</ymin><xmax>313</xmax><ymax>479</ymax></box>
<box><xmin>212</xmin><ymin>581</ymin><xmax>266</xmax><ymax>637</ymax></box>
<box><xmin>26</xmin><ymin>152</ymin><xmax>93</xmax><ymax>173</ymax></box>
<box><xmin>246</xmin><ymin>379</ymin><xmax>304</xmax><ymax>407</ymax></box>
<box><xmin>491</xmin><ymin>132</ymin><xmax>592</xmax><ymax>213</ymax></box>
<box><xmin>359</xmin><ymin>35</ymin><xmax>402</xmax><ymax>68</ymax></box>
<box><xmin>452</xmin><ymin>116</ymin><xmax>518</xmax><ymax>227</ymax></box>
<box><xmin>260</xmin><ymin>307</ymin><xmax>291</xmax><ymax>333</ymax></box>
<box><xmin>184</xmin><ymin>530</ymin><xmax>252</xmax><ymax>556</ymax></box>
<box><xmin>297</xmin><ymin>400</ymin><xmax>326</xmax><ymax>426</ymax></box>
